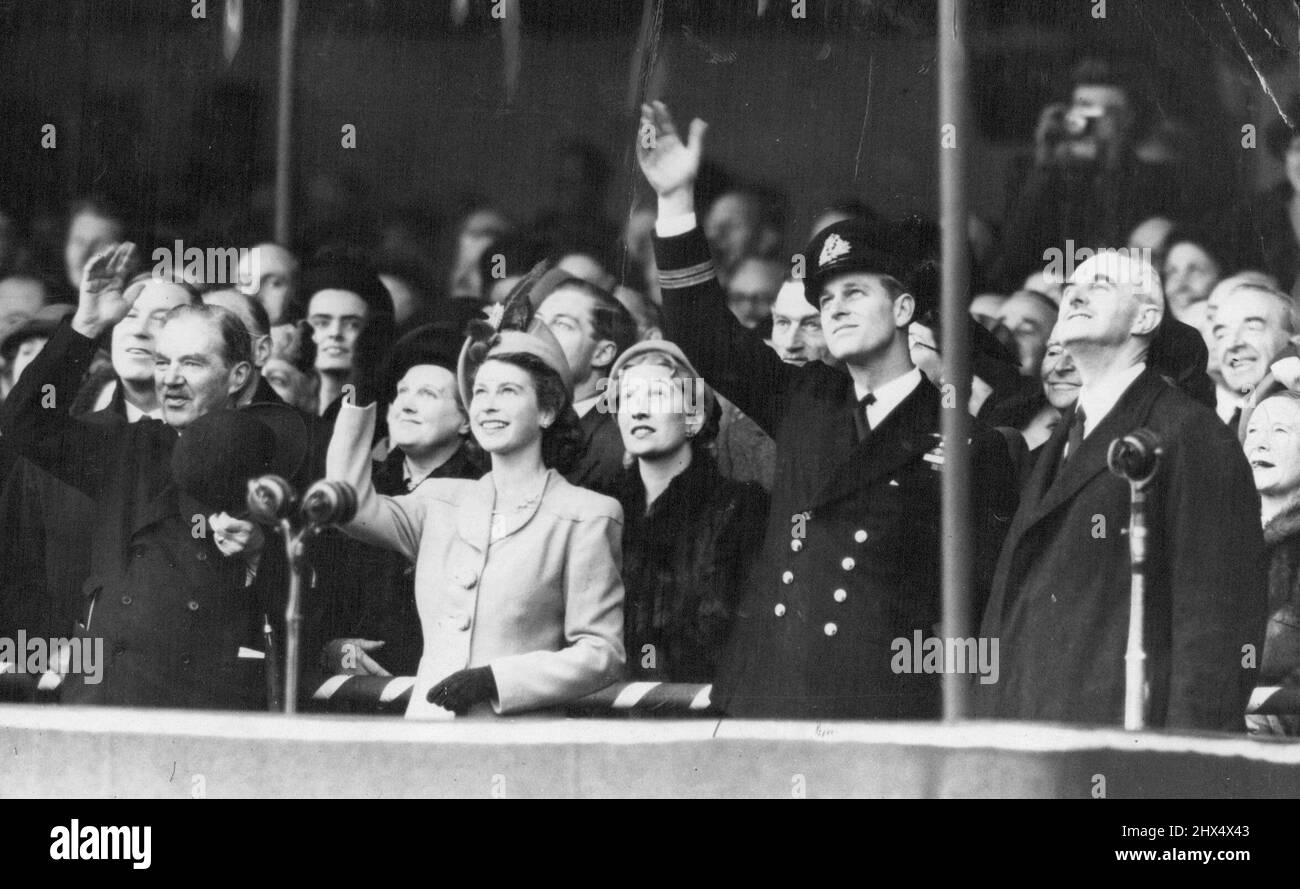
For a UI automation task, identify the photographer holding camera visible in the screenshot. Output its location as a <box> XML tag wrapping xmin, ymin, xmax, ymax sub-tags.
<box><xmin>994</xmin><ymin>59</ymin><xmax>1193</xmax><ymax>291</ymax></box>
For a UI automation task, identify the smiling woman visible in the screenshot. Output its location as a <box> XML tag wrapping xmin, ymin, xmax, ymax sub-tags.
<box><xmin>324</xmin><ymin>274</ymin><xmax>625</xmax><ymax>718</ymax></box>
<box><xmin>1245</xmin><ymin>390</ymin><xmax>1300</xmax><ymax>736</ymax></box>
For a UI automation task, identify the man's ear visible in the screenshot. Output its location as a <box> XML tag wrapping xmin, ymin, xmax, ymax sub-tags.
<box><xmin>227</xmin><ymin>360</ymin><xmax>253</xmax><ymax>397</ymax></box>
<box><xmin>252</xmin><ymin>333</ymin><xmax>273</xmax><ymax>368</ymax></box>
<box><xmin>1132</xmin><ymin>301</ymin><xmax>1163</xmax><ymax>337</ymax></box>
<box><xmin>893</xmin><ymin>292</ymin><xmax>916</xmax><ymax>328</ymax></box>
<box><xmin>592</xmin><ymin>338</ymin><xmax>618</xmax><ymax>372</ymax></box>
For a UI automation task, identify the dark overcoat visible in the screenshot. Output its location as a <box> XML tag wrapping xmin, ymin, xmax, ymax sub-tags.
<box><xmin>0</xmin><ymin>320</ymin><xmax>281</xmax><ymax>709</ymax></box>
<box><xmin>975</xmin><ymin>369</ymin><xmax>1266</xmax><ymax>731</ymax></box>
<box><xmin>656</xmin><ymin>226</ymin><xmax>1019</xmax><ymax>718</ymax></box>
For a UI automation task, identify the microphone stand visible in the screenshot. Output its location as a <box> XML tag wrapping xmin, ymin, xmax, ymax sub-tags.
<box><xmin>1107</xmin><ymin>430</ymin><xmax>1164</xmax><ymax>731</ymax></box>
<box><xmin>249</xmin><ymin>477</ymin><xmax>357</xmax><ymax>715</ymax></box>
<box><xmin>281</xmin><ymin>517</ymin><xmax>310</xmax><ymax>715</ymax></box>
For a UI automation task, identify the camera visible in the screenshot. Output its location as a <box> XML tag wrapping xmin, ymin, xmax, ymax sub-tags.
<box><xmin>1062</xmin><ymin>106</ymin><xmax>1103</xmax><ymax>139</ymax></box>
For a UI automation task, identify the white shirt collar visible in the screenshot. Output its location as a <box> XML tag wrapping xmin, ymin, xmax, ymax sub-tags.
<box><xmin>856</xmin><ymin>367</ymin><xmax>923</xmax><ymax>430</ymax></box>
<box><xmin>573</xmin><ymin>395</ymin><xmax>601</xmax><ymax>418</ymax></box>
<box><xmin>123</xmin><ymin>399</ymin><xmax>162</xmax><ymax>423</ymax></box>
<box><xmin>1077</xmin><ymin>362</ymin><xmax>1145</xmax><ymax>438</ymax></box>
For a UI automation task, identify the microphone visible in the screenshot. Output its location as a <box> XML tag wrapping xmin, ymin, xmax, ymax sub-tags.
<box><xmin>247</xmin><ymin>475</ymin><xmax>297</xmax><ymax>524</ymax></box>
<box><xmin>1107</xmin><ymin>428</ymin><xmax>1163</xmax><ymax>484</ymax></box>
<box><xmin>300</xmin><ymin>480</ymin><xmax>358</xmax><ymax>528</ymax></box>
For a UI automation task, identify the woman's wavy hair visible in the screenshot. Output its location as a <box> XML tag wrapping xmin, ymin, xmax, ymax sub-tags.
<box><xmin>469</xmin><ymin>347</ymin><xmax>583</xmax><ymax>474</ymax></box>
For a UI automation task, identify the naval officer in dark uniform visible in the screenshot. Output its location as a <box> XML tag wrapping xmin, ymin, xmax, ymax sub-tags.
<box><xmin>637</xmin><ymin>102</ymin><xmax>1018</xmax><ymax>719</ymax></box>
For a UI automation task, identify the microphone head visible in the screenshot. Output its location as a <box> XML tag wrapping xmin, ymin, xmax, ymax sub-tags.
<box><xmin>246</xmin><ymin>475</ymin><xmax>297</xmax><ymax>523</ymax></box>
<box><xmin>1107</xmin><ymin>428</ymin><xmax>1163</xmax><ymax>482</ymax></box>
<box><xmin>301</xmin><ymin>480</ymin><xmax>358</xmax><ymax>528</ymax></box>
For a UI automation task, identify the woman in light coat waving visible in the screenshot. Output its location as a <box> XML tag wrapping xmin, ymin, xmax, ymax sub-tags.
<box><xmin>325</xmin><ymin>268</ymin><xmax>625</xmax><ymax>718</ymax></box>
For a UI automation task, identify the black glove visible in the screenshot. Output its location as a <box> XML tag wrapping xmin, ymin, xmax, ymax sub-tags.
<box><xmin>427</xmin><ymin>666</ymin><xmax>497</xmax><ymax>714</ymax></box>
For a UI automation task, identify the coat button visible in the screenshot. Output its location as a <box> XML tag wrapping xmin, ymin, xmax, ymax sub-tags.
<box><xmin>773</xmin><ymin>603</ymin><xmax>786</xmax><ymax>617</ymax></box>
<box><xmin>129</xmin><ymin>544</ymin><xmax>146</xmax><ymax>559</ymax></box>
<box><xmin>188</xmin><ymin>601</ymin><xmax>200</xmax><ymax>612</ymax></box>
<box><xmin>113</xmin><ymin>644</ymin><xmax>126</xmax><ymax>655</ymax></box>
<box><xmin>841</xmin><ymin>557</ymin><xmax>855</xmax><ymax>571</ymax></box>
<box><xmin>790</xmin><ymin>538</ymin><xmax>802</xmax><ymax>552</ymax></box>
<box><xmin>854</xmin><ymin>529</ymin><xmax>868</xmax><ymax>543</ymax></box>
<box><xmin>452</xmin><ymin>567</ymin><xmax>478</xmax><ymax>588</ymax></box>
<box><xmin>833</xmin><ymin>588</ymin><xmax>847</xmax><ymax>603</ymax></box>
<box><xmin>196</xmin><ymin>550</ymin><xmax>208</xmax><ymax>562</ymax></box>
<box><xmin>120</xmin><ymin>595</ymin><xmax>132</xmax><ymax>605</ymax></box>
<box><xmin>456</xmin><ymin>615</ymin><xmax>471</xmax><ymax>631</ymax></box>
<box><xmin>781</xmin><ymin>570</ymin><xmax>794</xmax><ymax>584</ymax></box>
<box><xmin>181</xmin><ymin>654</ymin><xmax>192</xmax><ymax>665</ymax></box>
<box><xmin>824</xmin><ymin>622</ymin><xmax>838</xmax><ymax>637</ymax></box>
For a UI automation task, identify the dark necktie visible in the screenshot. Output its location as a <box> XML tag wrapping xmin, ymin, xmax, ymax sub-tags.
<box><xmin>1062</xmin><ymin>405</ymin><xmax>1087</xmax><ymax>467</ymax></box>
<box><xmin>1228</xmin><ymin>405</ymin><xmax>1243</xmax><ymax>433</ymax></box>
<box><xmin>853</xmin><ymin>392</ymin><xmax>877</xmax><ymax>443</ymax></box>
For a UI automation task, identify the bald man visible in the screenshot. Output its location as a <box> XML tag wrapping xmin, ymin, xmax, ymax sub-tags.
<box><xmin>977</xmin><ymin>250</ymin><xmax>1265</xmax><ymax>731</ymax></box>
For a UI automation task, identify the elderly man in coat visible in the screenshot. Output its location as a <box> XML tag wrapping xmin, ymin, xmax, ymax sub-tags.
<box><xmin>637</xmin><ymin>103</ymin><xmax>1019</xmax><ymax>719</ymax></box>
<box><xmin>0</xmin><ymin>244</ymin><xmax>299</xmax><ymax>709</ymax></box>
<box><xmin>976</xmin><ymin>250</ymin><xmax>1267</xmax><ymax>731</ymax></box>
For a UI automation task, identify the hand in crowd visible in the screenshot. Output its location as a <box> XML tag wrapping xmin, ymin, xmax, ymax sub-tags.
<box><xmin>426</xmin><ymin>666</ymin><xmax>497</xmax><ymax>714</ymax></box>
<box><xmin>636</xmin><ymin>101</ymin><xmax>708</xmax><ymax>215</ymax></box>
<box><xmin>71</xmin><ymin>242</ymin><xmax>140</xmax><ymax>340</ymax></box>
<box><xmin>323</xmin><ymin>638</ymin><xmax>393</xmax><ymax>677</ymax></box>
<box><xmin>208</xmin><ymin>512</ymin><xmax>265</xmax><ymax>561</ymax></box>
<box><xmin>1032</xmin><ymin>102</ymin><xmax>1070</xmax><ymax>167</ymax></box>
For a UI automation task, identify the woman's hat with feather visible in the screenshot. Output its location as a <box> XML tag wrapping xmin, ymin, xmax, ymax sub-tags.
<box><xmin>457</xmin><ymin>261</ymin><xmax>574</xmax><ymax>409</ymax></box>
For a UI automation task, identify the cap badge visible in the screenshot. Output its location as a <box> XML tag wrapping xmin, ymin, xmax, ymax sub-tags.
<box><xmin>819</xmin><ymin>233</ymin><xmax>851</xmax><ymax>267</ymax></box>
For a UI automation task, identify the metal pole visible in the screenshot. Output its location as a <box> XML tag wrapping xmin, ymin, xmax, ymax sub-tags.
<box><xmin>1123</xmin><ymin>484</ymin><xmax>1149</xmax><ymax>730</ymax></box>
<box><xmin>273</xmin><ymin>0</ymin><xmax>299</xmax><ymax>246</ymax></box>
<box><xmin>282</xmin><ymin>520</ymin><xmax>303</xmax><ymax>715</ymax></box>
<box><xmin>938</xmin><ymin>0</ymin><xmax>972</xmax><ymax>721</ymax></box>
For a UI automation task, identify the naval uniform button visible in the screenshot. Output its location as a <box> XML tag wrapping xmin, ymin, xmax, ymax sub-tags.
<box><xmin>181</xmin><ymin>654</ymin><xmax>191</xmax><ymax>665</ymax></box>
<box><xmin>781</xmin><ymin>570</ymin><xmax>794</xmax><ymax>584</ymax></box>
<box><xmin>773</xmin><ymin>603</ymin><xmax>786</xmax><ymax>617</ymax></box>
<box><xmin>187</xmin><ymin>601</ymin><xmax>200</xmax><ymax>612</ymax></box>
<box><xmin>196</xmin><ymin>550</ymin><xmax>208</xmax><ymax>562</ymax></box>
<box><xmin>790</xmin><ymin>538</ymin><xmax>802</xmax><ymax>552</ymax></box>
<box><xmin>833</xmin><ymin>588</ymin><xmax>847</xmax><ymax>603</ymax></box>
<box><xmin>854</xmin><ymin>529</ymin><xmax>868</xmax><ymax>543</ymax></box>
<box><xmin>824</xmin><ymin>622</ymin><xmax>838</xmax><ymax>637</ymax></box>
<box><xmin>120</xmin><ymin>595</ymin><xmax>132</xmax><ymax>606</ymax></box>
<box><xmin>841</xmin><ymin>557</ymin><xmax>855</xmax><ymax>571</ymax></box>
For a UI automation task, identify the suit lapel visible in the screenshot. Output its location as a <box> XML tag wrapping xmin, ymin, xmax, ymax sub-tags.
<box><xmin>1023</xmin><ymin>369</ymin><xmax>1164</xmax><ymax>530</ymax></box>
<box><xmin>455</xmin><ymin>474</ymin><xmax>497</xmax><ymax>553</ymax></box>
<box><xmin>810</xmin><ymin>377</ymin><xmax>939</xmax><ymax>510</ymax></box>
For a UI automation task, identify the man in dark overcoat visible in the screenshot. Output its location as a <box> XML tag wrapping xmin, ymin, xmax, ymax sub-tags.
<box><xmin>0</xmin><ymin>244</ymin><xmax>298</xmax><ymax>709</ymax></box>
<box><xmin>976</xmin><ymin>249</ymin><xmax>1266</xmax><ymax>731</ymax></box>
<box><xmin>637</xmin><ymin>103</ymin><xmax>1019</xmax><ymax>719</ymax></box>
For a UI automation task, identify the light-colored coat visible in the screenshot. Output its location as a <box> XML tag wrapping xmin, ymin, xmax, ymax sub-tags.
<box><xmin>327</xmin><ymin>403</ymin><xmax>626</xmax><ymax>718</ymax></box>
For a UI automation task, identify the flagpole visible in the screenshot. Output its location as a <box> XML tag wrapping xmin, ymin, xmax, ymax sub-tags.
<box><xmin>274</xmin><ymin>0</ymin><xmax>298</xmax><ymax>246</ymax></box>
<box><xmin>938</xmin><ymin>0</ymin><xmax>973</xmax><ymax>721</ymax></box>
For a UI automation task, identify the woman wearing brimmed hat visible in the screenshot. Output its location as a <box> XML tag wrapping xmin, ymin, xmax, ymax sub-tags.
<box><xmin>325</xmin><ymin>266</ymin><xmax>625</xmax><ymax>718</ymax></box>
<box><xmin>606</xmin><ymin>340</ymin><xmax>768</xmax><ymax>683</ymax></box>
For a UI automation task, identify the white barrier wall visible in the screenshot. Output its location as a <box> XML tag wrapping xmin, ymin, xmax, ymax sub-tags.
<box><xmin>2</xmin><ymin>706</ymin><xmax>1300</xmax><ymax>798</ymax></box>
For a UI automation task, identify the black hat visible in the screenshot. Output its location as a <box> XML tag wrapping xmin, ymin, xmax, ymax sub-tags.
<box><xmin>0</xmin><ymin>304</ymin><xmax>74</xmax><ymax>356</ymax></box>
<box><xmin>171</xmin><ymin>404</ymin><xmax>309</xmax><ymax>514</ymax></box>
<box><xmin>802</xmin><ymin>219</ymin><xmax>931</xmax><ymax>314</ymax></box>
<box><xmin>379</xmin><ymin>323</ymin><xmax>466</xmax><ymax>402</ymax></box>
<box><xmin>298</xmin><ymin>253</ymin><xmax>393</xmax><ymax>319</ymax></box>
<box><xmin>1147</xmin><ymin>313</ymin><xmax>1216</xmax><ymax>409</ymax></box>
